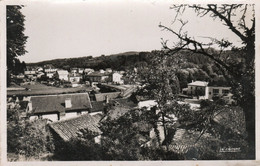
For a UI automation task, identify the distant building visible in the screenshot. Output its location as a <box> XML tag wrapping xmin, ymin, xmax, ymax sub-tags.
<box><xmin>45</xmin><ymin>72</ymin><xmax>55</xmax><ymax>78</ymax></box>
<box><xmin>24</xmin><ymin>70</ymin><xmax>36</xmax><ymax>75</ymax></box>
<box><xmin>44</xmin><ymin>64</ymin><xmax>57</xmax><ymax>73</ymax></box>
<box><xmin>68</xmin><ymin>73</ymin><xmax>82</xmax><ymax>83</ymax></box>
<box><xmin>85</xmin><ymin>72</ymin><xmax>110</xmax><ymax>83</ymax></box>
<box><xmin>184</xmin><ymin>81</ymin><xmax>208</xmax><ymax>95</ymax></box>
<box><xmin>55</xmin><ymin>70</ymin><xmax>69</xmax><ymax>81</ymax></box>
<box><xmin>26</xmin><ymin>93</ymin><xmax>92</xmax><ymax>122</ymax></box>
<box><xmin>16</xmin><ymin>73</ymin><xmax>25</xmax><ymax>79</ymax></box>
<box><xmin>182</xmin><ymin>80</ymin><xmax>233</xmax><ymax>103</ymax></box>
<box><xmin>112</xmin><ymin>72</ymin><xmax>123</xmax><ymax>84</ymax></box>
<box><xmin>205</xmin><ymin>86</ymin><xmax>233</xmax><ymax>102</ymax></box>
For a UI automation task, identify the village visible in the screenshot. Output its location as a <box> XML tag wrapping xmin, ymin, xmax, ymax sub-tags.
<box><xmin>5</xmin><ymin>3</ymin><xmax>255</xmax><ymax>162</ymax></box>
<box><xmin>7</xmin><ymin>63</ymin><xmax>237</xmax><ymax>156</ymax></box>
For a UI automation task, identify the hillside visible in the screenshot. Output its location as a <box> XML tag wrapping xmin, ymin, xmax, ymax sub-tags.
<box><xmin>28</xmin><ymin>51</ymin><xmax>146</xmax><ymax>71</ymax></box>
<box><xmin>27</xmin><ymin>49</ymin><xmax>243</xmax><ymax>88</ymax></box>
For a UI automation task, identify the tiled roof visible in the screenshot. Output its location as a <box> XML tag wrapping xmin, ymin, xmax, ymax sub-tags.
<box><xmin>188</xmin><ymin>81</ymin><xmax>208</xmax><ymax>87</ymax></box>
<box><xmin>30</xmin><ymin>93</ymin><xmax>92</xmax><ymax>114</ymax></box>
<box><xmin>49</xmin><ymin>114</ymin><xmax>102</xmax><ymax>141</ymax></box>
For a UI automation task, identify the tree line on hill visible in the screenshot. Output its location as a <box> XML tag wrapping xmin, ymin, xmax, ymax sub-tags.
<box><xmin>27</xmin><ymin>49</ymin><xmax>238</xmax><ymax>89</ymax></box>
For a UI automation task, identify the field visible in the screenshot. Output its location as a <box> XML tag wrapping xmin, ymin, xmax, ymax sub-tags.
<box><xmin>7</xmin><ymin>82</ymin><xmax>93</xmax><ymax>96</ymax></box>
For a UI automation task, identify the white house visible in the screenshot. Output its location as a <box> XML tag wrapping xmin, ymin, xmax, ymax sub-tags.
<box><xmin>44</xmin><ymin>68</ymin><xmax>57</xmax><ymax>73</ymax></box>
<box><xmin>55</xmin><ymin>70</ymin><xmax>69</xmax><ymax>81</ymax></box>
<box><xmin>45</xmin><ymin>72</ymin><xmax>55</xmax><ymax>78</ymax></box>
<box><xmin>24</xmin><ymin>70</ymin><xmax>36</xmax><ymax>75</ymax></box>
<box><xmin>26</xmin><ymin>93</ymin><xmax>92</xmax><ymax>122</ymax></box>
<box><xmin>186</xmin><ymin>81</ymin><xmax>208</xmax><ymax>95</ymax></box>
<box><xmin>112</xmin><ymin>72</ymin><xmax>123</xmax><ymax>84</ymax></box>
<box><xmin>205</xmin><ymin>86</ymin><xmax>232</xmax><ymax>101</ymax></box>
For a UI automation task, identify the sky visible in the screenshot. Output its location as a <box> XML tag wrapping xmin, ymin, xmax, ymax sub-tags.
<box><xmin>18</xmin><ymin>1</ymin><xmax>246</xmax><ymax>63</ymax></box>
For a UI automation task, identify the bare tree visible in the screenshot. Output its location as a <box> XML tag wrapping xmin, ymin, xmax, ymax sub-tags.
<box><xmin>159</xmin><ymin>4</ymin><xmax>255</xmax><ymax>158</ymax></box>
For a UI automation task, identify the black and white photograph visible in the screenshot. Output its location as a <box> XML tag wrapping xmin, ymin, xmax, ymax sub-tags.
<box><xmin>1</xmin><ymin>0</ymin><xmax>259</xmax><ymax>165</ymax></box>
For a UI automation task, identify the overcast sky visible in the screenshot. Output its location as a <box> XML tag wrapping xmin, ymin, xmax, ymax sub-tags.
<box><xmin>18</xmin><ymin>1</ymin><xmax>245</xmax><ymax>63</ymax></box>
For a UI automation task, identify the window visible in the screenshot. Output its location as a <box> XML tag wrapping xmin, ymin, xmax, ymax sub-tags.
<box><xmin>223</xmin><ymin>89</ymin><xmax>229</xmax><ymax>96</ymax></box>
<box><xmin>213</xmin><ymin>89</ymin><xmax>219</xmax><ymax>94</ymax></box>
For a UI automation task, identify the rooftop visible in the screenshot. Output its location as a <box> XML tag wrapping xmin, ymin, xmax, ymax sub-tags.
<box><xmin>187</xmin><ymin>81</ymin><xmax>208</xmax><ymax>87</ymax></box>
<box><xmin>49</xmin><ymin>114</ymin><xmax>102</xmax><ymax>141</ymax></box>
<box><xmin>87</xmin><ymin>71</ymin><xmax>109</xmax><ymax>77</ymax></box>
<box><xmin>30</xmin><ymin>93</ymin><xmax>92</xmax><ymax>114</ymax></box>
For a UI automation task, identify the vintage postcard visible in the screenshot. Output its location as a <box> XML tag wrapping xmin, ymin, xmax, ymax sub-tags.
<box><xmin>0</xmin><ymin>0</ymin><xmax>259</xmax><ymax>165</ymax></box>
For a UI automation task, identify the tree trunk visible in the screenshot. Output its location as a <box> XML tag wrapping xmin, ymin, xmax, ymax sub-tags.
<box><xmin>242</xmin><ymin>99</ymin><xmax>255</xmax><ymax>159</ymax></box>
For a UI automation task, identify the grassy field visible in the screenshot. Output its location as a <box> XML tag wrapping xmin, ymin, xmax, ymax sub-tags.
<box><xmin>7</xmin><ymin>82</ymin><xmax>93</xmax><ymax>96</ymax></box>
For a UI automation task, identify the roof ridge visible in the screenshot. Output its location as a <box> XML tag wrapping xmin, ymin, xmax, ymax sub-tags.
<box><xmin>31</xmin><ymin>92</ymin><xmax>89</xmax><ymax>98</ymax></box>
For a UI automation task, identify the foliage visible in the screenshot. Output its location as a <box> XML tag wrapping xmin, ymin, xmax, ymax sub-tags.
<box><xmin>7</xmin><ymin>106</ymin><xmax>54</xmax><ymax>161</ymax></box>
<box><xmin>53</xmin><ymin>129</ymin><xmax>103</xmax><ymax>160</ymax></box>
<box><xmin>7</xmin><ymin>6</ymin><xmax>28</xmax><ymax>85</ymax></box>
<box><xmin>159</xmin><ymin>4</ymin><xmax>255</xmax><ymax>158</ymax></box>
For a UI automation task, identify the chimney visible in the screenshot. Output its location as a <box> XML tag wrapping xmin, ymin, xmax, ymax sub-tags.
<box><xmin>105</xmin><ymin>95</ymin><xmax>109</xmax><ymax>104</ymax></box>
<box><xmin>65</xmin><ymin>98</ymin><xmax>72</xmax><ymax>108</ymax></box>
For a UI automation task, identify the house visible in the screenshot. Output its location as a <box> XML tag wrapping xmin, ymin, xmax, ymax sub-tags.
<box><xmin>111</xmin><ymin>72</ymin><xmax>123</xmax><ymax>84</ymax></box>
<box><xmin>184</xmin><ymin>81</ymin><xmax>208</xmax><ymax>96</ymax></box>
<box><xmin>49</xmin><ymin>113</ymin><xmax>102</xmax><ymax>143</ymax></box>
<box><xmin>24</xmin><ymin>70</ymin><xmax>36</xmax><ymax>76</ymax></box>
<box><xmin>68</xmin><ymin>73</ymin><xmax>82</xmax><ymax>83</ymax></box>
<box><xmin>44</xmin><ymin>64</ymin><xmax>57</xmax><ymax>73</ymax></box>
<box><xmin>26</xmin><ymin>93</ymin><xmax>92</xmax><ymax>122</ymax></box>
<box><xmin>45</xmin><ymin>72</ymin><xmax>55</xmax><ymax>78</ymax></box>
<box><xmin>205</xmin><ymin>86</ymin><xmax>233</xmax><ymax>103</ymax></box>
<box><xmin>85</xmin><ymin>72</ymin><xmax>110</xmax><ymax>83</ymax></box>
<box><xmin>16</xmin><ymin>73</ymin><xmax>25</xmax><ymax>79</ymax></box>
<box><xmin>55</xmin><ymin>70</ymin><xmax>69</xmax><ymax>81</ymax></box>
